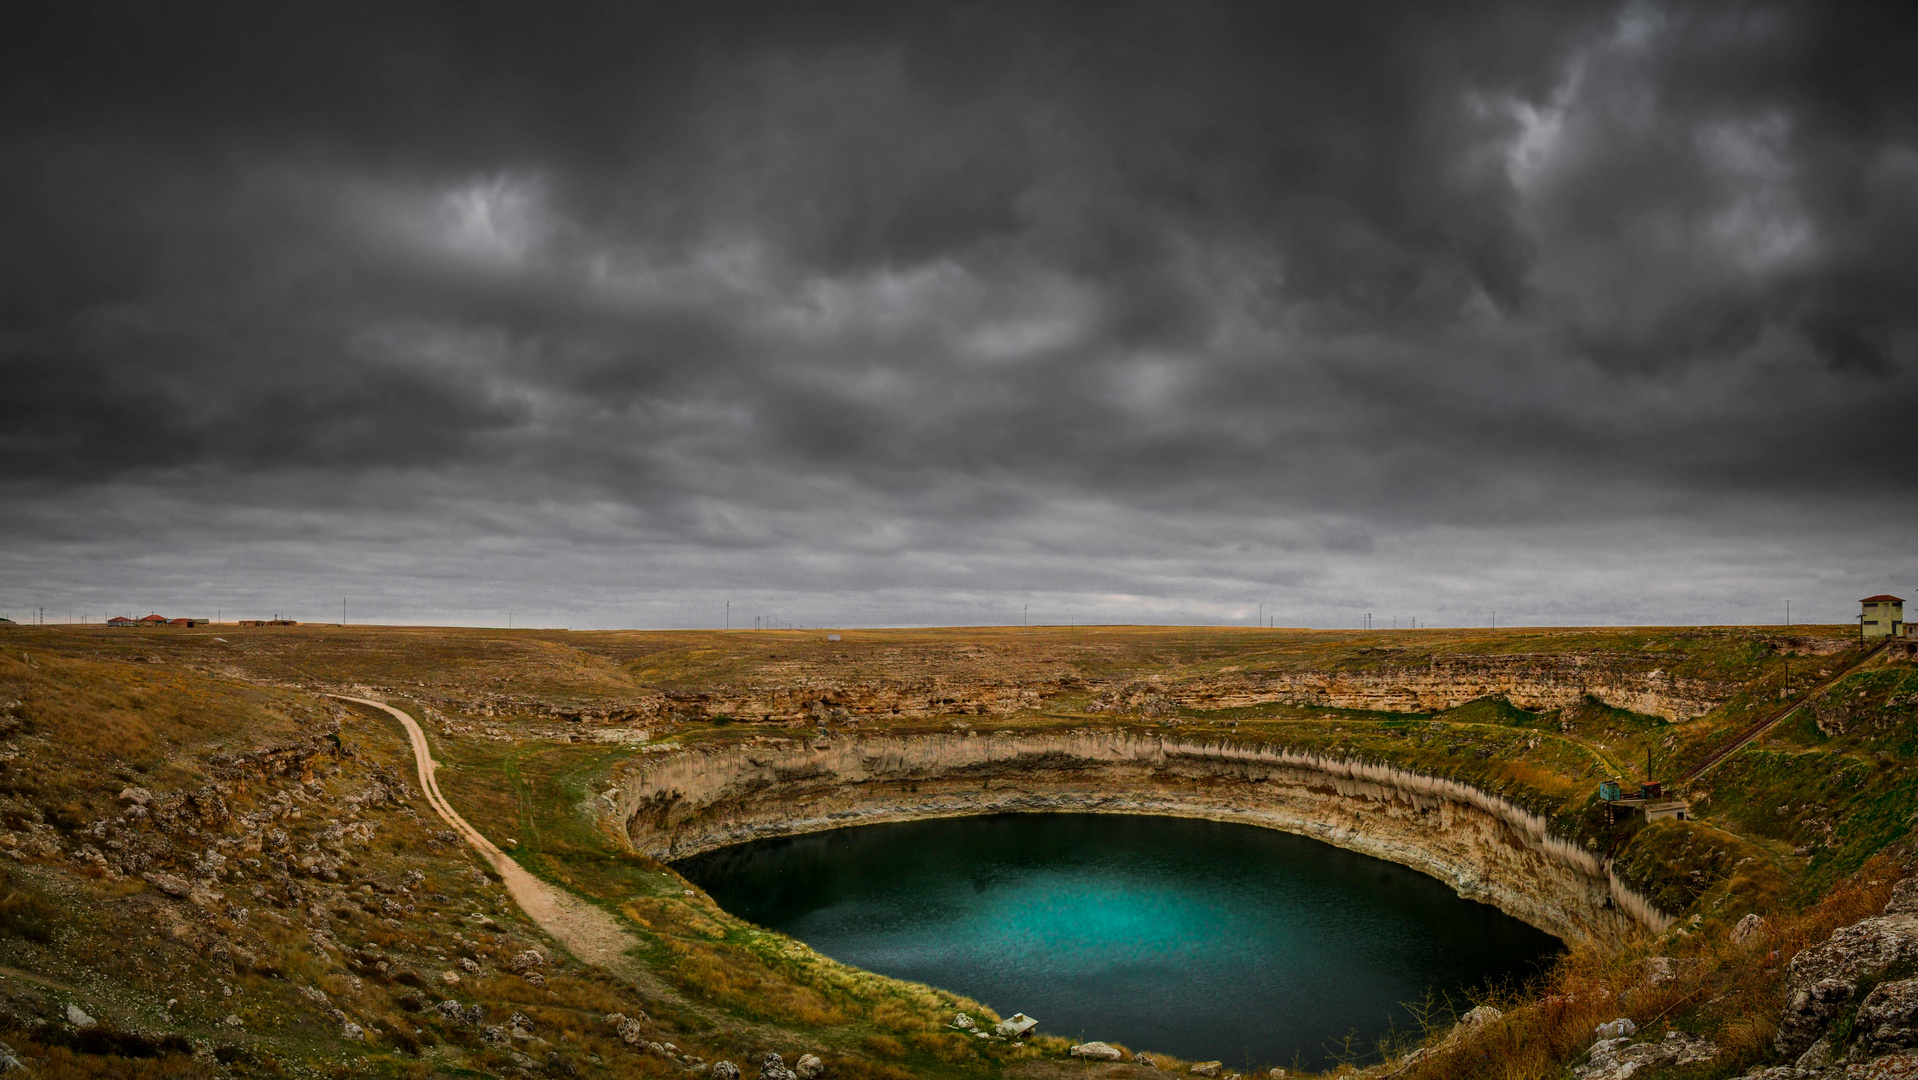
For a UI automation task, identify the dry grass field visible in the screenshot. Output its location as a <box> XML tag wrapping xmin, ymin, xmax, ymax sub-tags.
<box><xmin>0</xmin><ymin>620</ymin><xmax>1907</xmax><ymax>1079</ymax></box>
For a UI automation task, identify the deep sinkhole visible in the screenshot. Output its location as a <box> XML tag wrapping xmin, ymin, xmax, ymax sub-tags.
<box><xmin>675</xmin><ymin>813</ymin><xmax>1563</xmax><ymax>1069</ymax></box>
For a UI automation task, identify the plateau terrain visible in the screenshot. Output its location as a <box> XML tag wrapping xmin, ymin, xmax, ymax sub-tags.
<box><xmin>1</xmin><ymin>622</ymin><xmax>1916</xmax><ymax>1080</ymax></box>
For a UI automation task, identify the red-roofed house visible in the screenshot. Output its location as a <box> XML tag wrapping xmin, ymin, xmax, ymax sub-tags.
<box><xmin>1862</xmin><ymin>595</ymin><xmax>1905</xmax><ymax>638</ymax></box>
<box><xmin>137</xmin><ymin>614</ymin><xmax>167</xmax><ymax>625</ymax></box>
<box><xmin>107</xmin><ymin>616</ymin><xmax>137</xmax><ymax>627</ymax></box>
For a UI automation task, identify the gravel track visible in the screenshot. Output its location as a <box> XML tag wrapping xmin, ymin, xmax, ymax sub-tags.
<box><xmin>332</xmin><ymin>694</ymin><xmax>650</xmax><ymax>985</ymax></box>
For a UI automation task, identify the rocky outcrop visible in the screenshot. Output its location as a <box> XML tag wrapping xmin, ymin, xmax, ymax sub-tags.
<box><xmin>1776</xmin><ymin>912</ymin><xmax>1918</xmax><ymax>1059</ymax></box>
<box><xmin>418</xmin><ymin>649</ymin><xmax>1732</xmax><ymax>727</ymax></box>
<box><xmin>1575</xmin><ymin>1032</ymin><xmax>1717</xmax><ymax>1080</ymax></box>
<box><xmin>607</xmin><ymin>733</ymin><xmax>1672</xmax><ymax>946</ymax></box>
<box><xmin>1757</xmin><ymin>879</ymin><xmax>1918</xmax><ymax>1080</ymax></box>
<box><xmin>1094</xmin><ymin>653</ymin><xmax>1730</xmax><ymax>721</ymax></box>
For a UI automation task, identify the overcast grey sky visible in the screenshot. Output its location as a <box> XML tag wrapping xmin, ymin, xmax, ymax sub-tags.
<box><xmin>4</xmin><ymin>2</ymin><xmax>1917</xmax><ymax>629</ymax></box>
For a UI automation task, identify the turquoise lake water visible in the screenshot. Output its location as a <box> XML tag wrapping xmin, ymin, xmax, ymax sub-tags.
<box><xmin>675</xmin><ymin>813</ymin><xmax>1562</xmax><ymax>1070</ymax></box>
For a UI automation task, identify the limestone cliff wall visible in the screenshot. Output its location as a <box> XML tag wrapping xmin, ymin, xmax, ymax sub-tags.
<box><xmin>446</xmin><ymin>651</ymin><xmax>1730</xmax><ymax>724</ymax></box>
<box><xmin>1097</xmin><ymin>654</ymin><xmax>1727</xmax><ymax>721</ymax></box>
<box><xmin>606</xmin><ymin>733</ymin><xmax>1672</xmax><ymax>948</ymax></box>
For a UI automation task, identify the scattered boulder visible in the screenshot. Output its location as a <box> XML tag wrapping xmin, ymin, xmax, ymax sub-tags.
<box><xmin>1134</xmin><ymin>1054</ymin><xmax>1156</xmax><ymax>1067</ymax></box>
<box><xmin>0</xmin><ymin>1040</ymin><xmax>24</xmax><ymax>1072</ymax></box>
<box><xmin>118</xmin><ymin>786</ymin><xmax>154</xmax><ymax>805</ymax></box>
<box><xmin>1071</xmin><ymin>1042</ymin><xmax>1124</xmax><ymax>1061</ymax></box>
<box><xmin>459</xmin><ymin>957</ymin><xmax>480</xmax><ymax>973</ymax></box>
<box><xmin>994</xmin><ymin>1012</ymin><xmax>1039</xmax><ymax>1038</ymax></box>
<box><xmin>65</xmin><ymin>1004</ymin><xmax>96</xmax><ymax>1028</ymax></box>
<box><xmin>435</xmin><ymin>1000</ymin><xmax>464</xmax><ymax>1021</ymax></box>
<box><xmin>760</xmin><ymin>1051</ymin><xmax>798</xmax><ymax>1080</ymax></box>
<box><xmin>617</xmin><ymin>1016</ymin><xmax>645</xmax><ymax>1045</ymax></box>
<box><xmin>342</xmin><ymin>1021</ymin><xmax>364</xmax><ymax>1041</ymax></box>
<box><xmin>712</xmin><ymin>1063</ymin><xmax>740</xmax><ymax>1080</ymax></box>
<box><xmin>795</xmin><ymin>1053</ymin><xmax>824</xmax><ymax>1078</ymax></box>
<box><xmin>1642</xmin><ymin>957</ymin><xmax>1693</xmax><ymax>985</ymax></box>
<box><xmin>1596</xmin><ymin>1018</ymin><xmax>1639</xmax><ymax>1040</ymax></box>
<box><xmin>1733</xmin><ymin>913</ymin><xmax>1770</xmax><ymax>946</ymax></box>
<box><xmin>510</xmin><ymin>949</ymin><xmax>545</xmax><ymax>973</ymax></box>
<box><xmin>952</xmin><ymin>1013</ymin><xmax>976</xmax><ymax>1031</ymax></box>
<box><xmin>142</xmin><ymin>871</ymin><xmax>193</xmax><ymax>898</ymax></box>
<box><xmin>1191</xmin><ymin>1062</ymin><xmax>1224</xmax><ymax>1077</ymax></box>
<box><xmin>440</xmin><ymin>970</ymin><xmax>460</xmax><ymax>985</ymax></box>
<box><xmin>1573</xmin><ymin>1032</ymin><xmax>1717</xmax><ymax>1080</ymax></box>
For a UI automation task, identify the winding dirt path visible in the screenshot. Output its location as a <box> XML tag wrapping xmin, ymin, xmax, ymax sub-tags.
<box><xmin>331</xmin><ymin>695</ymin><xmax>650</xmax><ymax>986</ymax></box>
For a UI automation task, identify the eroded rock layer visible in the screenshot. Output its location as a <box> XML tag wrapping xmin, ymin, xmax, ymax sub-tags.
<box><xmin>607</xmin><ymin>733</ymin><xmax>1670</xmax><ymax>947</ymax></box>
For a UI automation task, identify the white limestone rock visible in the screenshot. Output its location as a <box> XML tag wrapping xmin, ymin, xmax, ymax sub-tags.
<box><xmin>1733</xmin><ymin>913</ymin><xmax>1770</xmax><ymax>945</ymax></box>
<box><xmin>1573</xmin><ymin>1032</ymin><xmax>1716</xmax><ymax>1080</ymax></box>
<box><xmin>1596</xmin><ymin>1018</ymin><xmax>1638</xmax><ymax>1040</ymax></box>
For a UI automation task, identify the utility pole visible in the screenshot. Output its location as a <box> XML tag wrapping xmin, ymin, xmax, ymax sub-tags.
<box><xmin>726</xmin><ymin>601</ymin><xmax>729</xmax><ymax>629</ymax></box>
<box><xmin>342</xmin><ymin>598</ymin><xmax>347</xmax><ymax>625</ymax></box>
<box><xmin>1786</xmin><ymin>600</ymin><xmax>1790</xmax><ymax>626</ymax></box>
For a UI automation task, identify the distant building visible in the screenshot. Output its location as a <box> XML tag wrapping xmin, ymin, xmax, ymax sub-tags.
<box><xmin>168</xmin><ymin>618</ymin><xmax>202</xmax><ymax>627</ymax></box>
<box><xmin>107</xmin><ymin>616</ymin><xmax>137</xmax><ymax>627</ymax></box>
<box><xmin>238</xmin><ymin>620</ymin><xmax>267</xmax><ymax>627</ymax></box>
<box><xmin>1862</xmin><ymin>595</ymin><xmax>1906</xmax><ymax>638</ymax></box>
<box><xmin>137</xmin><ymin>614</ymin><xmax>167</xmax><ymax>625</ymax></box>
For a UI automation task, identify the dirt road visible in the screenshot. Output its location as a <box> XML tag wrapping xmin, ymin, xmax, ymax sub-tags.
<box><xmin>332</xmin><ymin>694</ymin><xmax>649</xmax><ymax>985</ymax></box>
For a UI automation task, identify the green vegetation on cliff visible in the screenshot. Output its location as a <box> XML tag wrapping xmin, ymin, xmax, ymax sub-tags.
<box><xmin>0</xmin><ymin>621</ymin><xmax>1908</xmax><ymax>1079</ymax></box>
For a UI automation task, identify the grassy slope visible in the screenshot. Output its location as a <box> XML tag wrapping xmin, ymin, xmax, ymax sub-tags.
<box><xmin>0</xmin><ymin>621</ymin><xmax>1909</xmax><ymax>1080</ymax></box>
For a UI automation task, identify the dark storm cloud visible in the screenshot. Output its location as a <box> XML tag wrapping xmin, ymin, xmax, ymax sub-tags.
<box><xmin>5</xmin><ymin>1</ymin><xmax>1918</xmax><ymax>627</ymax></box>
